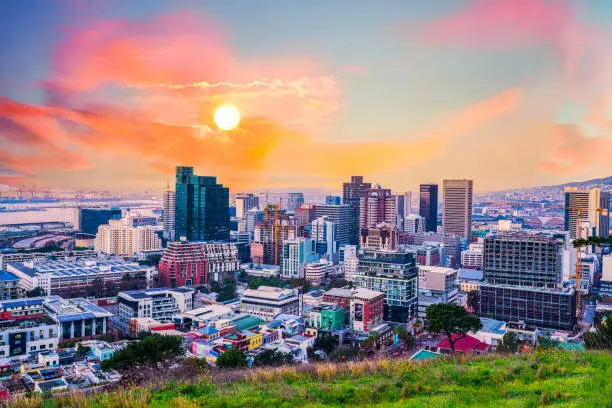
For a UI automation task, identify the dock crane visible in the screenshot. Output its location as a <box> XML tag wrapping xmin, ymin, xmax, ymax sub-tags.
<box><xmin>569</xmin><ymin>206</ymin><xmax>608</xmax><ymax>319</ymax></box>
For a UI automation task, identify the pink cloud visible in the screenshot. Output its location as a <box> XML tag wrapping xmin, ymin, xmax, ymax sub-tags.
<box><xmin>420</xmin><ymin>0</ymin><xmax>572</xmax><ymax>49</ymax></box>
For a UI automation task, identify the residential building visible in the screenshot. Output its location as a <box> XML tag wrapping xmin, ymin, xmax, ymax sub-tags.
<box><xmin>458</xmin><ymin>268</ymin><xmax>484</xmax><ymax>292</ymax></box>
<box><xmin>342</xmin><ymin>176</ymin><xmax>372</xmax><ymax>245</ymax></box>
<box><xmin>44</xmin><ymin>296</ymin><xmax>113</xmax><ymax>340</ymax></box>
<box><xmin>419</xmin><ymin>184</ymin><xmax>438</xmax><ymax>232</ymax></box>
<box><xmin>158</xmin><ymin>240</ymin><xmax>207</xmax><ymax>287</ymax></box>
<box><xmin>239</xmin><ymin>286</ymin><xmax>300</xmax><ymax>321</ymax></box>
<box><xmin>355</xmin><ymin>248</ymin><xmax>418</xmax><ymax>323</ymax></box>
<box><xmin>342</xmin><ymin>245</ymin><xmax>359</xmax><ymax>281</ymax></box>
<box><xmin>163</xmin><ymin>189</ymin><xmax>175</xmax><ymax>241</ymax></box>
<box><xmin>281</xmin><ymin>238</ymin><xmax>317</xmax><ymax>279</ymax></box>
<box><xmin>76</xmin><ymin>207</ymin><xmax>122</xmax><ymax>235</ymax></box>
<box><xmin>564</xmin><ymin>187</ymin><xmax>610</xmax><ymax>239</ymax></box>
<box><xmin>0</xmin><ymin>297</ymin><xmax>46</xmax><ymax>320</ymax></box>
<box><xmin>404</xmin><ymin>244</ymin><xmax>441</xmax><ymax>266</ymax></box>
<box><xmin>483</xmin><ymin>232</ymin><xmax>564</xmax><ymax>289</ymax></box>
<box><xmin>311</xmin><ymin>216</ymin><xmax>338</xmax><ymax>257</ymax></box>
<box><xmin>359</xmin><ymin>184</ymin><xmax>396</xmax><ymax>230</ymax></box>
<box><xmin>404</xmin><ymin>214</ymin><xmax>425</xmax><ymax>234</ymax></box>
<box><xmin>442</xmin><ymin>179</ymin><xmax>473</xmax><ymax>239</ymax></box>
<box><xmin>235</xmin><ymin>193</ymin><xmax>259</xmax><ymax>219</ymax></box>
<box><xmin>294</xmin><ymin>204</ymin><xmax>317</xmax><ymax>226</ymax></box>
<box><xmin>287</xmin><ymin>192</ymin><xmax>305</xmax><ymax>212</ymax></box>
<box><xmin>177</xmin><ymin>304</ymin><xmax>234</xmax><ymax>328</ymax></box>
<box><xmin>360</xmin><ymin>222</ymin><xmax>398</xmax><ymax>251</ymax></box>
<box><xmin>305</xmin><ymin>260</ymin><xmax>333</xmax><ymax>285</ymax></box>
<box><xmin>94</xmin><ymin>218</ymin><xmax>162</xmax><ymax>256</ymax></box>
<box><xmin>200</xmin><ymin>242</ymin><xmax>240</xmax><ymax>283</ymax></box>
<box><xmin>0</xmin><ymin>271</ymin><xmax>20</xmax><ymax>300</ymax></box>
<box><xmin>8</xmin><ymin>258</ymin><xmax>151</xmax><ymax>298</ymax></box>
<box><xmin>325</xmin><ymin>195</ymin><xmax>341</xmax><ymax>205</ymax></box>
<box><xmin>350</xmin><ymin>288</ymin><xmax>385</xmax><ymax>333</ymax></box>
<box><xmin>461</xmin><ymin>241</ymin><xmax>484</xmax><ymax>270</ymax></box>
<box><xmin>308</xmin><ymin>303</ymin><xmax>346</xmax><ymax>331</ymax></box>
<box><xmin>394</xmin><ymin>192</ymin><xmax>412</xmax><ymax>222</ymax></box>
<box><xmin>314</xmin><ymin>204</ymin><xmax>351</xmax><ymax>246</ymax></box>
<box><xmin>411</xmin><ymin>231</ymin><xmax>463</xmax><ymax>268</ymax></box>
<box><xmin>174</xmin><ymin>166</ymin><xmax>230</xmax><ymax>241</ymax></box>
<box><xmin>251</xmin><ymin>207</ymin><xmax>303</xmax><ymax>266</ymax></box>
<box><xmin>117</xmin><ymin>287</ymin><xmax>194</xmax><ymax>333</ymax></box>
<box><xmin>245</xmin><ymin>209</ymin><xmax>264</xmax><ymax>233</ymax></box>
<box><xmin>0</xmin><ymin>250</ymin><xmax>98</xmax><ymax>270</ymax></box>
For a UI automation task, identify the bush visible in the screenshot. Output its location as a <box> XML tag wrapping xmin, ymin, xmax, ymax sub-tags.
<box><xmin>216</xmin><ymin>348</ymin><xmax>246</xmax><ymax>369</ymax></box>
<box><xmin>101</xmin><ymin>335</ymin><xmax>182</xmax><ymax>370</ymax></box>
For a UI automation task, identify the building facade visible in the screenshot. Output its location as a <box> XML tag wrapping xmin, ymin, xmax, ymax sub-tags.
<box><xmin>564</xmin><ymin>187</ymin><xmax>610</xmax><ymax>239</ymax></box>
<box><xmin>342</xmin><ymin>176</ymin><xmax>372</xmax><ymax>245</ymax></box>
<box><xmin>0</xmin><ymin>271</ymin><xmax>20</xmax><ymax>300</ymax></box>
<box><xmin>281</xmin><ymin>238</ymin><xmax>316</xmax><ymax>279</ymax></box>
<box><xmin>442</xmin><ymin>179</ymin><xmax>473</xmax><ymax>239</ymax></box>
<box><xmin>76</xmin><ymin>207</ymin><xmax>122</xmax><ymax>235</ymax></box>
<box><xmin>350</xmin><ymin>288</ymin><xmax>385</xmax><ymax>333</ymax></box>
<box><xmin>359</xmin><ymin>185</ymin><xmax>396</xmax><ymax>230</ymax></box>
<box><xmin>305</xmin><ymin>260</ymin><xmax>333</xmax><ymax>284</ymax></box>
<box><xmin>235</xmin><ymin>193</ymin><xmax>259</xmax><ymax>219</ymax></box>
<box><xmin>94</xmin><ymin>219</ymin><xmax>162</xmax><ymax>256</ymax></box>
<box><xmin>239</xmin><ymin>286</ymin><xmax>300</xmax><ymax>321</ymax></box>
<box><xmin>314</xmin><ymin>204</ymin><xmax>351</xmax><ymax>246</ymax></box>
<box><xmin>175</xmin><ymin>166</ymin><xmax>230</xmax><ymax>241</ymax></box>
<box><xmin>311</xmin><ymin>216</ymin><xmax>338</xmax><ymax>257</ymax></box>
<box><xmin>163</xmin><ymin>190</ymin><xmax>176</xmax><ymax>241</ymax></box>
<box><xmin>158</xmin><ymin>240</ymin><xmax>207</xmax><ymax>287</ymax></box>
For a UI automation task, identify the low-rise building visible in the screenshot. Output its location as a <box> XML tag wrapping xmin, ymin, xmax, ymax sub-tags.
<box><xmin>242</xmin><ymin>263</ymin><xmax>280</xmax><ymax>278</ymax></box>
<box><xmin>239</xmin><ymin>286</ymin><xmax>300</xmax><ymax>321</ymax></box>
<box><xmin>308</xmin><ymin>303</ymin><xmax>346</xmax><ymax>332</ymax></box>
<box><xmin>417</xmin><ymin>266</ymin><xmax>458</xmax><ymax>318</ymax></box>
<box><xmin>305</xmin><ymin>260</ymin><xmax>332</xmax><ymax>285</ymax></box>
<box><xmin>458</xmin><ymin>268</ymin><xmax>483</xmax><ymax>293</ymax></box>
<box><xmin>350</xmin><ymin>288</ymin><xmax>384</xmax><ymax>333</ymax></box>
<box><xmin>116</xmin><ymin>287</ymin><xmax>194</xmax><ymax>333</ymax></box>
<box><xmin>177</xmin><ymin>304</ymin><xmax>234</xmax><ymax>328</ymax></box>
<box><xmin>322</xmin><ymin>288</ymin><xmax>353</xmax><ymax>310</ymax></box>
<box><xmin>0</xmin><ymin>316</ymin><xmax>59</xmax><ymax>360</ymax></box>
<box><xmin>44</xmin><ymin>296</ymin><xmax>113</xmax><ymax>340</ymax></box>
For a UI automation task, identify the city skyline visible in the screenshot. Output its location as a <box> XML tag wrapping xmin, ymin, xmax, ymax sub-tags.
<box><xmin>2</xmin><ymin>0</ymin><xmax>612</xmax><ymax>192</ymax></box>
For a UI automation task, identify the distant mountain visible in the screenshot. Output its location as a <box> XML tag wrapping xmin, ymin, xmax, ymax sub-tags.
<box><xmin>556</xmin><ymin>176</ymin><xmax>612</xmax><ymax>188</ymax></box>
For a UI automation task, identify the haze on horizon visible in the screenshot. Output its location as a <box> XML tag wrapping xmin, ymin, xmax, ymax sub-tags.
<box><xmin>1</xmin><ymin>0</ymin><xmax>612</xmax><ymax>193</ymax></box>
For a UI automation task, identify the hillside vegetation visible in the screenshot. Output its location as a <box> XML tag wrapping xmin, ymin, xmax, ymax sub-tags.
<box><xmin>10</xmin><ymin>350</ymin><xmax>611</xmax><ymax>408</ymax></box>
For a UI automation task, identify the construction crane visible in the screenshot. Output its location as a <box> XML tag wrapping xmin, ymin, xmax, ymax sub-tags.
<box><xmin>569</xmin><ymin>206</ymin><xmax>608</xmax><ymax>319</ymax></box>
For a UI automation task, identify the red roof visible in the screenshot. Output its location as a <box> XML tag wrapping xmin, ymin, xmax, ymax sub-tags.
<box><xmin>436</xmin><ymin>334</ymin><xmax>488</xmax><ymax>354</ymax></box>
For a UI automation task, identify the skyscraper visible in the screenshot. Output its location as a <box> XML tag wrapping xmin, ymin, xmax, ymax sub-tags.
<box><xmin>76</xmin><ymin>207</ymin><xmax>122</xmax><ymax>235</ymax></box>
<box><xmin>342</xmin><ymin>176</ymin><xmax>371</xmax><ymax>245</ymax></box>
<box><xmin>359</xmin><ymin>184</ymin><xmax>396</xmax><ymax>230</ymax></box>
<box><xmin>315</xmin><ymin>204</ymin><xmax>351</xmax><ymax>246</ymax></box>
<box><xmin>442</xmin><ymin>179</ymin><xmax>473</xmax><ymax>239</ymax></box>
<box><xmin>235</xmin><ymin>193</ymin><xmax>259</xmax><ymax>219</ymax></box>
<box><xmin>287</xmin><ymin>192</ymin><xmax>305</xmax><ymax>212</ymax></box>
<box><xmin>419</xmin><ymin>184</ymin><xmax>438</xmax><ymax>232</ymax></box>
<box><xmin>325</xmin><ymin>195</ymin><xmax>342</xmax><ymax>205</ymax></box>
<box><xmin>175</xmin><ymin>166</ymin><xmax>230</xmax><ymax>242</ymax></box>
<box><xmin>394</xmin><ymin>192</ymin><xmax>412</xmax><ymax>220</ymax></box>
<box><xmin>163</xmin><ymin>189</ymin><xmax>175</xmax><ymax>241</ymax></box>
<box><xmin>564</xmin><ymin>187</ymin><xmax>610</xmax><ymax>239</ymax></box>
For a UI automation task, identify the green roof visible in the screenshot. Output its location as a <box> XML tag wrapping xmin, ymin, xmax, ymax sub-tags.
<box><xmin>557</xmin><ymin>342</ymin><xmax>585</xmax><ymax>351</ymax></box>
<box><xmin>233</xmin><ymin>315</ymin><xmax>265</xmax><ymax>331</ymax></box>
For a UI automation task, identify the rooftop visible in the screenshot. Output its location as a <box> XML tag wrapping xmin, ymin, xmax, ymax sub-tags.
<box><xmin>479</xmin><ymin>317</ymin><xmax>506</xmax><ymax>335</ymax></box>
<box><xmin>8</xmin><ymin>258</ymin><xmax>148</xmax><ymax>278</ymax></box>
<box><xmin>44</xmin><ymin>297</ymin><xmax>113</xmax><ymax>322</ymax></box>
<box><xmin>232</xmin><ymin>314</ymin><xmax>265</xmax><ymax>331</ymax></box>
<box><xmin>458</xmin><ymin>269</ymin><xmax>484</xmax><ymax>281</ymax></box>
<box><xmin>324</xmin><ymin>288</ymin><xmax>353</xmax><ymax>298</ymax></box>
<box><xmin>242</xmin><ymin>286</ymin><xmax>297</xmax><ymax>301</ymax></box>
<box><xmin>352</xmin><ymin>288</ymin><xmax>384</xmax><ymax>300</ymax></box>
<box><xmin>0</xmin><ymin>271</ymin><xmax>19</xmax><ymax>281</ymax></box>
<box><xmin>120</xmin><ymin>287</ymin><xmax>194</xmax><ymax>301</ymax></box>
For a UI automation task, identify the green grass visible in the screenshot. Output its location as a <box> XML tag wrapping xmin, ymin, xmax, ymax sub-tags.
<box><xmin>10</xmin><ymin>350</ymin><xmax>611</xmax><ymax>408</ymax></box>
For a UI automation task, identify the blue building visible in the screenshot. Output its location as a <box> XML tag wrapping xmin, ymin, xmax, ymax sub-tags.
<box><xmin>0</xmin><ymin>270</ymin><xmax>20</xmax><ymax>300</ymax></box>
<box><xmin>325</xmin><ymin>195</ymin><xmax>342</xmax><ymax>205</ymax></box>
<box><xmin>175</xmin><ymin>166</ymin><xmax>230</xmax><ymax>241</ymax></box>
<box><xmin>77</xmin><ymin>207</ymin><xmax>122</xmax><ymax>235</ymax></box>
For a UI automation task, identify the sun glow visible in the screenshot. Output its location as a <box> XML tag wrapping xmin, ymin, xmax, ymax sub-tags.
<box><xmin>214</xmin><ymin>105</ymin><xmax>240</xmax><ymax>131</ymax></box>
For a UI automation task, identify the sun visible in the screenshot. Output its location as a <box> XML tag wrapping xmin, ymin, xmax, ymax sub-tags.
<box><xmin>214</xmin><ymin>105</ymin><xmax>240</xmax><ymax>131</ymax></box>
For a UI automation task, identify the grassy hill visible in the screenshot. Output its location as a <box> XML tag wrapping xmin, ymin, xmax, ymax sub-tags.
<box><xmin>11</xmin><ymin>350</ymin><xmax>611</xmax><ymax>408</ymax></box>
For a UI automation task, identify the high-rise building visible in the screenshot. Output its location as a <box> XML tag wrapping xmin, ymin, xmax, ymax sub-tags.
<box><xmin>251</xmin><ymin>206</ymin><xmax>304</xmax><ymax>266</ymax></box>
<box><xmin>281</xmin><ymin>238</ymin><xmax>317</xmax><ymax>279</ymax></box>
<box><xmin>287</xmin><ymin>192</ymin><xmax>305</xmax><ymax>212</ymax></box>
<box><xmin>343</xmin><ymin>176</ymin><xmax>372</xmax><ymax>245</ymax></box>
<box><xmin>311</xmin><ymin>216</ymin><xmax>338</xmax><ymax>257</ymax></box>
<box><xmin>325</xmin><ymin>195</ymin><xmax>342</xmax><ymax>205</ymax></box>
<box><xmin>394</xmin><ymin>192</ymin><xmax>412</xmax><ymax>222</ymax></box>
<box><xmin>359</xmin><ymin>184</ymin><xmax>396</xmax><ymax>230</ymax></box>
<box><xmin>419</xmin><ymin>184</ymin><xmax>438</xmax><ymax>232</ymax></box>
<box><xmin>175</xmin><ymin>166</ymin><xmax>230</xmax><ymax>241</ymax></box>
<box><xmin>294</xmin><ymin>204</ymin><xmax>317</xmax><ymax>226</ymax></box>
<box><xmin>200</xmin><ymin>242</ymin><xmax>241</xmax><ymax>283</ymax></box>
<box><xmin>158</xmin><ymin>240</ymin><xmax>207</xmax><ymax>287</ymax></box>
<box><xmin>245</xmin><ymin>209</ymin><xmax>264</xmax><ymax>233</ymax></box>
<box><xmin>163</xmin><ymin>190</ymin><xmax>175</xmax><ymax>241</ymax></box>
<box><xmin>355</xmin><ymin>248</ymin><xmax>418</xmax><ymax>323</ymax></box>
<box><xmin>94</xmin><ymin>219</ymin><xmax>162</xmax><ymax>256</ymax></box>
<box><xmin>342</xmin><ymin>245</ymin><xmax>359</xmax><ymax>281</ymax></box>
<box><xmin>235</xmin><ymin>193</ymin><xmax>259</xmax><ymax>219</ymax></box>
<box><xmin>76</xmin><ymin>207</ymin><xmax>122</xmax><ymax>235</ymax></box>
<box><xmin>314</xmin><ymin>204</ymin><xmax>351</xmax><ymax>246</ymax></box>
<box><xmin>478</xmin><ymin>231</ymin><xmax>577</xmax><ymax>330</ymax></box>
<box><xmin>403</xmin><ymin>214</ymin><xmax>425</xmax><ymax>234</ymax></box>
<box><xmin>442</xmin><ymin>179</ymin><xmax>473</xmax><ymax>239</ymax></box>
<box><xmin>564</xmin><ymin>187</ymin><xmax>610</xmax><ymax>239</ymax></box>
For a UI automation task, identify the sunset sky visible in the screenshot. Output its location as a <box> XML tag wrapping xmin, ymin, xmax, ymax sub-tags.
<box><xmin>1</xmin><ymin>0</ymin><xmax>612</xmax><ymax>193</ymax></box>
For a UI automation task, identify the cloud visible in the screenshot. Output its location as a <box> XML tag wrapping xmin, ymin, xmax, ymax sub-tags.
<box><xmin>419</xmin><ymin>0</ymin><xmax>572</xmax><ymax>49</ymax></box>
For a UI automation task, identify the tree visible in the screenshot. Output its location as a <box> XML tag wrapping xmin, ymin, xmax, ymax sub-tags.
<box><xmin>394</xmin><ymin>326</ymin><xmax>415</xmax><ymax>347</ymax></box>
<box><xmin>314</xmin><ymin>333</ymin><xmax>337</xmax><ymax>354</ymax></box>
<box><xmin>77</xmin><ymin>344</ymin><xmax>91</xmax><ymax>356</ymax></box>
<box><xmin>413</xmin><ymin>319</ymin><xmax>423</xmax><ymax>333</ymax></box>
<box><xmin>326</xmin><ymin>278</ymin><xmax>352</xmax><ymax>290</ymax></box>
<box><xmin>584</xmin><ymin>316</ymin><xmax>612</xmax><ymax>350</ymax></box>
<box><xmin>216</xmin><ymin>348</ymin><xmax>247</xmax><ymax>369</ymax></box>
<box><xmin>466</xmin><ymin>290</ymin><xmax>479</xmax><ymax>309</ymax></box>
<box><xmin>216</xmin><ymin>278</ymin><xmax>237</xmax><ymax>302</ymax></box>
<box><xmin>101</xmin><ymin>335</ymin><xmax>182</xmax><ymax>371</ymax></box>
<box><xmin>537</xmin><ymin>333</ymin><xmax>560</xmax><ymax>349</ymax></box>
<box><xmin>25</xmin><ymin>287</ymin><xmax>46</xmax><ymax>298</ymax></box>
<box><xmin>425</xmin><ymin>303</ymin><xmax>482</xmax><ymax>352</ymax></box>
<box><xmin>254</xmin><ymin>349</ymin><xmax>293</xmax><ymax>367</ymax></box>
<box><xmin>363</xmin><ymin>332</ymin><xmax>381</xmax><ymax>350</ymax></box>
<box><xmin>289</xmin><ymin>278</ymin><xmax>311</xmax><ymax>293</ymax></box>
<box><xmin>328</xmin><ymin>345</ymin><xmax>358</xmax><ymax>361</ymax></box>
<box><xmin>497</xmin><ymin>332</ymin><xmax>521</xmax><ymax>353</ymax></box>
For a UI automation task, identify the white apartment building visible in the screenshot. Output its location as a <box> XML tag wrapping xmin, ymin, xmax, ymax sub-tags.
<box><xmin>94</xmin><ymin>218</ymin><xmax>161</xmax><ymax>256</ymax></box>
<box><xmin>201</xmin><ymin>242</ymin><xmax>241</xmax><ymax>283</ymax></box>
<box><xmin>417</xmin><ymin>265</ymin><xmax>459</xmax><ymax>318</ymax></box>
<box><xmin>342</xmin><ymin>245</ymin><xmax>359</xmax><ymax>281</ymax></box>
<box><xmin>163</xmin><ymin>190</ymin><xmax>175</xmax><ymax>241</ymax></box>
<box><xmin>305</xmin><ymin>260</ymin><xmax>333</xmax><ymax>284</ymax></box>
<box><xmin>461</xmin><ymin>241</ymin><xmax>484</xmax><ymax>270</ymax></box>
<box><xmin>404</xmin><ymin>214</ymin><xmax>425</xmax><ymax>234</ymax></box>
<box><xmin>239</xmin><ymin>286</ymin><xmax>300</xmax><ymax>321</ymax></box>
<box><xmin>235</xmin><ymin>194</ymin><xmax>259</xmax><ymax>219</ymax></box>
